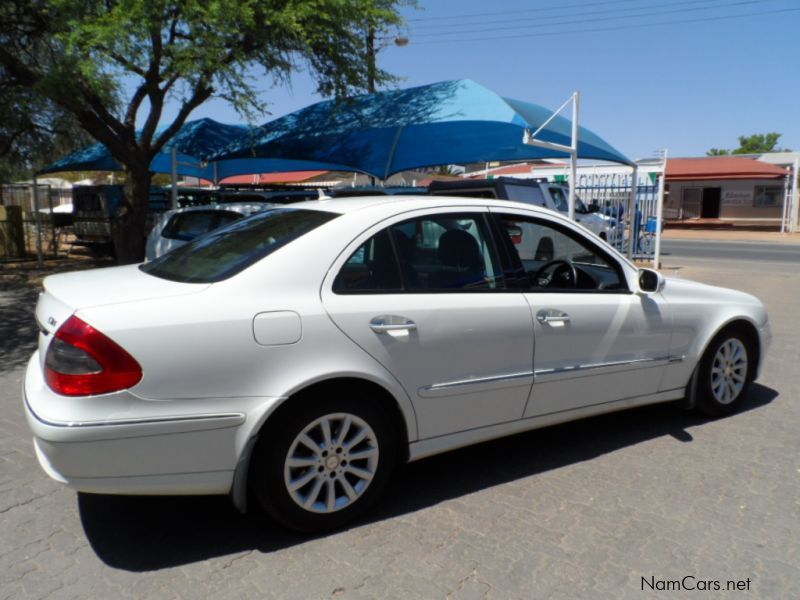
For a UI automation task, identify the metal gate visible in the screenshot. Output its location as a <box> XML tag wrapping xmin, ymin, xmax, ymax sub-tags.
<box><xmin>576</xmin><ymin>167</ymin><xmax>665</xmax><ymax>266</ymax></box>
<box><xmin>0</xmin><ymin>184</ymin><xmax>73</xmax><ymax>259</ymax></box>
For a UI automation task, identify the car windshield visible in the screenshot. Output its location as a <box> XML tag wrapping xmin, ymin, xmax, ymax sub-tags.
<box><xmin>141</xmin><ymin>208</ymin><xmax>339</xmax><ymax>283</ymax></box>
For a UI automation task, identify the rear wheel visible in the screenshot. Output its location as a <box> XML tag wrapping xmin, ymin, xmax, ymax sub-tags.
<box><xmin>251</xmin><ymin>396</ymin><xmax>397</xmax><ymax>532</ymax></box>
<box><xmin>697</xmin><ymin>329</ymin><xmax>753</xmax><ymax>416</ymax></box>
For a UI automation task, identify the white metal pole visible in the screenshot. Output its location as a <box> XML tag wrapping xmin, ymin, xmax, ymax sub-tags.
<box><xmin>790</xmin><ymin>157</ymin><xmax>799</xmax><ymax>234</ymax></box>
<box><xmin>170</xmin><ymin>147</ymin><xmax>178</xmax><ymax>210</ymax></box>
<box><xmin>653</xmin><ymin>149</ymin><xmax>668</xmax><ymax>269</ymax></box>
<box><xmin>32</xmin><ymin>176</ymin><xmax>43</xmax><ymax>265</ymax></box>
<box><xmin>627</xmin><ymin>165</ymin><xmax>638</xmax><ymax>260</ymax></box>
<box><xmin>568</xmin><ymin>91</ymin><xmax>580</xmax><ymax>221</ymax></box>
<box><xmin>781</xmin><ymin>168</ymin><xmax>790</xmax><ymax>233</ymax></box>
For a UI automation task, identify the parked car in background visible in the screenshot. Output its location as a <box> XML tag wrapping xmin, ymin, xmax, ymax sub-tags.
<box><xmin>25</xmin><ymin>196</ymin><xmax>769</xmax><ymax>532</ymax></box>
<box><xmin>329</xmin><ymin>186</ymin><xmax>427</xmax><ymax>198</ymax></box>
<box><xmin>428</xmin><ymin>177</ymin><xmax>615</xmax><ymax>240</ymax></box>
<box><xmin>145</xmin><ymin>202</ymin><xmax>275</xmax><ymax>260</ymax></box>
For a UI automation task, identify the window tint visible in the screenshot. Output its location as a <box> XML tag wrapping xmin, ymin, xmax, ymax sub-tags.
<box><xmin>497</xmin><ymin>214</ymin><xmax>624</xmax><ymax>291</ymax></box>
<box><xmin>505</xmin><ymin>184</ymin><xmax>544</xmax><ymax>205</ymax></box>
<box><xmin>75</xmin><ymin>193</ymin><xmax>102</xmax><ymax>212</ymax></box>
<box><xmin>335</xmin><ymin>213</ymin><xmax>503</xmax><ymax>293</ymax></box>
<box><xmin>162</xmin><ymin>210</ymin><xmax>242</xmax><ymax>241</ymax></box>
<box><xmin>141</xmin><ymin>208</ymin><xmax>338</xmax><ymax>283</ymax></box>
<box><xmin>332</xmin><ymin>230</ymin><xmax>402</xmax><ymax>292</ymax></box>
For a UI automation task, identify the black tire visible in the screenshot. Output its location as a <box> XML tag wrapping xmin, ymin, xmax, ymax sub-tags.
<box><xmin>696</xmin><ymin>328</ymin><xmax>755</xmax><ymax>417</ymax></box>
<box><xmin>251</xmin><ymin>395</ymin><xmax>398</xmax><ymax>533</ymax></box>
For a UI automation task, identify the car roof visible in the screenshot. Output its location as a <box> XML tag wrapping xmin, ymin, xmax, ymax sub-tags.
<box><xmin>280</xmin><ymin>194</ymin><xmax>562</xmax><ymax>220</ymax></box>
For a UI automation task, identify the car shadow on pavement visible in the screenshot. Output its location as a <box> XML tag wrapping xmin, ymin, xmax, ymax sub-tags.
<box><xmin>0</xmin><ymin>279</ymin><xmax>41</xmax><ymax>375</ymax></box>
<box><xmin>78</xmin><ymin>383</ymin><xmax>777</xmax><ymax>572</ymax></box>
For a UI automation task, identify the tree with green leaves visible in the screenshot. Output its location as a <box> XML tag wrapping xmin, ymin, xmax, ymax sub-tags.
<box><xmin>707</xmin><ymin>133</ymin><xmax>790</xmax><ymax>156</ymax></box>
<box><xmin>0</xmin><ymin>0</ymin><xmax>406</xmax><ymax>262</ymax></box>
<box><xmin>0</xmin><ymin>80</ymin><xmax>94</xmax><ymax>186</ymax></box>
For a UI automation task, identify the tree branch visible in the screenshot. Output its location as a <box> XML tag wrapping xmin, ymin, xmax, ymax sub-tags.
<box><xmin>151</xmin><ymin>83</ymin><xmax>213</xmax><ymax>155</ymax></box>
<box><xmin>125</xmin><ymin>79</ymin><xmax>150</xmax><ymax>127</ymax></box>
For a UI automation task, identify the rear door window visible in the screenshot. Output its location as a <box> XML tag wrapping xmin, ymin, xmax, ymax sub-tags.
<box><xmin>334</xmin><ymin>213</ymin><xmax>505</xmax><ymax>293</ymax></box>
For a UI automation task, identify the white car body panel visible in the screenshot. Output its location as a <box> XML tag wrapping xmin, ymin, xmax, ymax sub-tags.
<box><xmin>23</xmin><ymin>195</ymin><xmax>770</xmax><ymax>503</ymax></box>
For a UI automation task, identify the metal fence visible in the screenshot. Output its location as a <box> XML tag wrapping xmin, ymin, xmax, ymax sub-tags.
<box><xmin>0</xmin><ymin>184</ymin><xmax>73</xmax><ymax>259</ymax></box>
<box><xmin>576</xmin><ymin>170</ymin><xmax>663</xmax><ymax>265</ymax></box>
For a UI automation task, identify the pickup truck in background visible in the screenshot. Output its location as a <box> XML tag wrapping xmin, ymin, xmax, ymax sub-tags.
<box><xmin>427</xmin><ymin>177</ymin><xmax>615</xmax><ymax>241</ymax></box>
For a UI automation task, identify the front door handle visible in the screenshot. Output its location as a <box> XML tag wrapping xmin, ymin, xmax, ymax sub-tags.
<box><xmin>536</xmin><ymin>310</ymin><xmax>570</xmax><ymax>325</ymax></box>
<box><xmin>369</xmin><ymin>316</ymin><xmax>417</xmax><ymax>333</ymax></box>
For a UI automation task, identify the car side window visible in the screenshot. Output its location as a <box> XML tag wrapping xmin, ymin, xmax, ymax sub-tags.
<box><xmin>333</xmin><ymin>213</ymin><xmax>504</xmax><ymax>293</ymax></box>
<box><xmin>332</xmin><ymin>230</ymin><xmax>402</xmax><ymax>292</ymax></box>
<box><xmin>496</xmin><ymin>214</ymin><xmax>625</xmax><ymax>292</ymax></box>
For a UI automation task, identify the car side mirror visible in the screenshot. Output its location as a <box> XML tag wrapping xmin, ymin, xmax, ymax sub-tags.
<box><xmin>588</xmin><ymin>204</ymin><xmax>600</xmax><ymax>213</ymax></box>
<box><xmin>638</xmin><ymin>268</ymin><xmax>664</xmax><ymax>293</ymax></box>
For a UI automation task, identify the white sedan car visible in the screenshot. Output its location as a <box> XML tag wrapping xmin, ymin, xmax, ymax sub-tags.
<box><xmin>24</xmin><ymin>196</ymin><xmax>770</xmax><ymax>532</ymax></box>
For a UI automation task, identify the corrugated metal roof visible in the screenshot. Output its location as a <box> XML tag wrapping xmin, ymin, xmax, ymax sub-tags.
<box><xmin>219</xmin><ymin>170</ymin><xmax>328</xmax><ymax>185</ymax></box>
<box><xmin>666</xmin><ymin>157</ymin><xmax>787</xmax><ymax>181</ymax></box>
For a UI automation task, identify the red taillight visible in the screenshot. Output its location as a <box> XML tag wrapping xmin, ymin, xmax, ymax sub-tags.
<box><xmin>45</xmin><ymin>315</ymin><xmax>142</xmax><ymax>396</ymax></box>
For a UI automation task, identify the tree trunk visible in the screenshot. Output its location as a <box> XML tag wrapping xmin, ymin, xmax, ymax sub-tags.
<box><xmin>112</xmin><ymin>167</ymin><xmax>150</xmax><ymax>264</ymax></box>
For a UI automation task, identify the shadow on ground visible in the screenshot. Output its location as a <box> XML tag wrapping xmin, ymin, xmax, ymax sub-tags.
<box><xmin>78</xmin><ymin>383</ymin><xmax>777</xmax><ymax>571</ymax></box>
<box><xmin>0</xmin><ymin>278</ymin><xmax>41</xmax><ymax>374</ymax></box>
<box><xmin>0</xmin><ymin>258</ymin><xmax>114</xmax><ymax>374</ymax></box>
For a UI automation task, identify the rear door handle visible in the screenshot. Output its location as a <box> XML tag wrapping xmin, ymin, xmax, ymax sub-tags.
<box><xmin>536</xmin><ymin>311</ymin><xmax>570</xmax><ymax>325</ymax></box>
<box><xmin>369</xmin><ymin>316</ymin><xmax>417</xmax><ymax>333</ymax></box>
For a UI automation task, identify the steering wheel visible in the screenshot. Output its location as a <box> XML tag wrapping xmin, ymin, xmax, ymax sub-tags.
<box><xmin>534</xmin><ymin>259</ymin><xmax>578</xmax><ymax>289</ymax></box>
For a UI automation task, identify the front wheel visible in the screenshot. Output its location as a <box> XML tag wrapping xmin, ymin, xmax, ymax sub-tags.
<box><xmin>251</xmin><ymin>396</ymin><xmax>397</xmax><ymax>532</ymax></box>
<box><xmin>697</xmin><ymin>330</ymin><xmax>753</xmax><ymax>416</ymax></box>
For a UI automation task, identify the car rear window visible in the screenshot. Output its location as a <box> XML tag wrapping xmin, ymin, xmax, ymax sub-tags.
<box><xmin>140</xmin><ymin>208</ymin><xmax>338</xmax><ymax>283</ymax></box>
<box><xmin>161</xmin><ymin>210</ymin><xmax>242</xmax><ymax>241</ymax></box>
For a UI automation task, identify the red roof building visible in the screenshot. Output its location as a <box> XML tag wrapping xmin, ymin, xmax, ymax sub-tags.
<box><xmin>666</xmin><ymin>157</ymin><xmax>787</xmax><ymax>181</ymax></box>
<box><xmin>663</xmin><ymin>157</ymin><xmax>789</xmax><ymax>223</ymax></box>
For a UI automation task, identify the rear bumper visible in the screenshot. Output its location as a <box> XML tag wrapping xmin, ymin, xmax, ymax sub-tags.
<box><xmin>23</xmin><ymin>353</ymin><xmax>278</xmax><ymax>496</ymax></box>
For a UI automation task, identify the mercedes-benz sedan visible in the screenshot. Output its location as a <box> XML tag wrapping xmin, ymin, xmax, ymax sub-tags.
<box><xmin>24</xmin><ymin>196</ymin><xmax>770</xmax><ymax>532</ymax></box>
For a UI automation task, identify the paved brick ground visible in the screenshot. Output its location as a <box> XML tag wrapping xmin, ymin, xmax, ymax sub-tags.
<box><xmin>1</xmin><ymin>255</ymin><xmax>798</xmax><ymax>599</ymax></box>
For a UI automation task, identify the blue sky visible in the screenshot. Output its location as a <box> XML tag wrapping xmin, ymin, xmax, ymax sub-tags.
<box><xmin>156</xmin><ymin>0</ymin><xmax>800</xmax><ymax>161</ymax></box>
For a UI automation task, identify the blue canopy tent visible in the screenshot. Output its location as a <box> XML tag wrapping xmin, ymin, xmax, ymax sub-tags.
<box><xmin>213</xmin><ymin>79</ymin><xmax>633</xmax><ymax>180</ymax></box>
<box><xmin>39</xmin><ymin>117</ymin><xmax>354</xmax><ymax>189</ymax></box>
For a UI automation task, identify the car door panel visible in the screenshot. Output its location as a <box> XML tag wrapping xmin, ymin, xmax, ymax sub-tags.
<box><xmin>321</xmin><ymin>208</ymin><xmax>535</xmax><ymax>440</ymax></box>
<box><xmin>489</xmin><ymin>208</ymin><xmax>672</xmax><ymax>418</ymax></box>
<box><xmin>524</xmin><ymin>292</ymin><xmax>672</xmax><ymax>417</ymax></box>
<box><xmin>323</xmin><ymin>294</ymin><xmax>534</xmax><ymax>438</ymax></box>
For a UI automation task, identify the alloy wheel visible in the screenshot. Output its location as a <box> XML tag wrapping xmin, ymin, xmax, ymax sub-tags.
<box><xmin>283</xmin><ymin>413</ymin><xmax>379</xmax><ymax>514</ymax></box>
<box><xmin>710</xmin><ymin>338</ymin><xmax>748</xmax><ymax>405</ymax></box>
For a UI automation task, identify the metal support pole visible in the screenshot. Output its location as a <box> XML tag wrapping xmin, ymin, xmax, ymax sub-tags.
<box><xmin>781</xmin><ymin>169</ymin><xmax>790</xmax><ymax>234</ymax></box>
<box><xmin>653</xmin><ymin>150</ymin><xmax>668</xmax><ymax>269</ymax></box>
<box><xmin>790</xmin><ymin>157</ymin><xmax>799</xmax><ymax>234</ymax></box>
<box><xmin>567</xmin><ymin>92</ymin><xmax>580</xmax><ymax>221</ymax></box>
<box><xmin>626</xmin><ymin>165</ymin><xmax>638</xmax><ymax>260</ymax></box>
<box><xmin>213</xmin><ymin>161</ymin><xmax>219</xmax><ymax>187</ymax></box>
<box><xmin>32</xmin><ymin>176</ymin><xmax>43</xmax><ymax>265</ymax></box>
<box><xmin>170</xmin><ymin>147</ymin><xmax>179</xmax><ymax>210</ymax></box>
